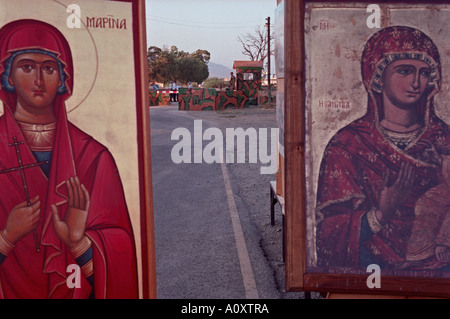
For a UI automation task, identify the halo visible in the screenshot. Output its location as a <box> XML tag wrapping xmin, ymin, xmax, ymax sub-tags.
<box><xmin>53</xmin><ymin>0</ymin><xmax>98</xmax><ymax>113</ymax></box>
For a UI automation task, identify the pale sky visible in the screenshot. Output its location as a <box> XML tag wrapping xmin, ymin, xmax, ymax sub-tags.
<box><xmin>145</xmin><ymin>0</ymin><xmax>277</xmax><ymax>70</ymax></box>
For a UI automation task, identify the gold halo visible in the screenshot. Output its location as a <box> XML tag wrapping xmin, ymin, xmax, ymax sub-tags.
<box><xmin>52</xmin><ymin>0</ymin><xmax>98</xmax><ymax>113</ymax></box>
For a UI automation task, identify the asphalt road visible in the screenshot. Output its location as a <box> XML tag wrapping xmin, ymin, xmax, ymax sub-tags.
<box><xmin>150</xmin><ymin>103</ymin><xmax>306</xmax><ymax>299</ymax></box>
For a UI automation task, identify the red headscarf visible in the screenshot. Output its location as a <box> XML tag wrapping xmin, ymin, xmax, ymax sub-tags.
<box><xmin>361</xmin><ymin>25</ymin><xmax>441</xmax><ymax>127</ymax></box>
<box><xmin>0</xmin><ymin>19</ymin><xmax>73</xmax><ymax>114</ymax></box>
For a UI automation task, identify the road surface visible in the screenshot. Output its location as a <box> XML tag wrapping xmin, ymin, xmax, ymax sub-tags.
<box><xmin>150</xmin><ymin>104</ymin><xmax>308</xmax><ymax>299</ymax></box>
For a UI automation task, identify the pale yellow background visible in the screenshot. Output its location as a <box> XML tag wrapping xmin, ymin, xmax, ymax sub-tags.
<box><xmin>305</xmin><ymin>3</ymin><xmax>450</xmax><ymax>268</ymax></box>
<box><xmin>0</xmin><ymin>0</ymin><xmax>142</xmax><ymax>295</ymax></box>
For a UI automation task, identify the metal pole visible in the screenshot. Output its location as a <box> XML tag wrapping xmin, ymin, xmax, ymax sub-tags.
<box><xmin>267</xmin><ymin>16</ymin><xmax>271</xmax><ymax>104</ymax></box>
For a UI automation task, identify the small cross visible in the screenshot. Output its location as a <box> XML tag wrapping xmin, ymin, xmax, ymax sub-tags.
<box><xmin>0</xmin><ymin>136</ymin><xmax>49</xmax><ymax>252</ymax></box>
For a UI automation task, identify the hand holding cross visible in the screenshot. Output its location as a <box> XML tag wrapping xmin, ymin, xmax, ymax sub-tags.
<box><xmin>3</xmin><ymin>195</ymin><xmax>41</xmax><ymax>245</ymax></box>
<box><xmin>0</xmin><ymin>137</ymin><xmax>48</xmax><ymax>252</ymax></box>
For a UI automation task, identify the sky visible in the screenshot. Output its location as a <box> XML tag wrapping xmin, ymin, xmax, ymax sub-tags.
<box><xmin>145</xmin><ymin>0</ymin><xmax>277</xmax><ymax>70</ymax></box>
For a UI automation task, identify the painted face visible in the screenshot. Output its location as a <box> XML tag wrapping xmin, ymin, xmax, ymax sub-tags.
<box><xmin>381</xmin><ymin>59</ymin><xmax>431</xmax><ymax>109</ymax></box>
<box><xmin>8</xmin><ymin>52</ymin><xmax>61</xmax><ymax>111</ymax></box>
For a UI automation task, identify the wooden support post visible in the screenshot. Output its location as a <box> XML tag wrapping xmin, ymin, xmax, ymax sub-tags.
<box><xmin>284</xmin><ymin>0</ymin><xmax>305</xmax><ymax>292</ymax></box>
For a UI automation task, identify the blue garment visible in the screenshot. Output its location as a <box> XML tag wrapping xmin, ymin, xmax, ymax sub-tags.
<box><xmin>32</xmin><ymin>151</ymin><xmax>52</xmax><ymax>177</ymax></box>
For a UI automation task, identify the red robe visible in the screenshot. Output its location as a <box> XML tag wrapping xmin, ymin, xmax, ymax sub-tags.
<box><xmin>0</xmin><ymin>19</ymin><xmax>138</xmax><ymax>298</ymax></box>
<box><xmin>315</xmin><ymin>110</ymin><xmax>449</xmax><ymax>272</ymax></box>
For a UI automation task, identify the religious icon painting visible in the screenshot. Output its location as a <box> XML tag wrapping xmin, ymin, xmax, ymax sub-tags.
<box><xmin>0</xmin><ymin>0</ymin><xmax>155</xmax><ymax>298</ymax></box>
<box><xmin>283</xmin><ymin>0</ymin><xmax>450</xmax><ymax>297</ymax></box>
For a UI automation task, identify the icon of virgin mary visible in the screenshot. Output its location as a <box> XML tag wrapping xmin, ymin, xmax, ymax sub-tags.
<box><xmin>0</xmin><ymin>19</ymin><xmax>138</xmax><ymax>298</ymax></box>
<box><xmin>315</xmin><ymin>26</ymin><xmax>450</xmax><ymax>276</ymax></box>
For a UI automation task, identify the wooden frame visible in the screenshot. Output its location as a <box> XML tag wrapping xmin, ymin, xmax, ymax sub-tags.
<box><xmin>0</xmin><ymin>0</ymin><xmax>156</xmax><ymax>298</ymax></box>
<box><xmin>123</xmin><ymin>0</ymin><xmax>157</xmax><ymax>300</ymax></box>
<box><xmin>284</xmin><ymin>0</ymin><xmax>450</xmax><ymax>297</ymax></box>
<box><xmin>105</xmin><ymin>0</ymin><xmax>157</xmax><ymax>299</ymax></box>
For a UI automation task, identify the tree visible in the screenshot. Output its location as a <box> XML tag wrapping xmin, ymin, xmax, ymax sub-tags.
<box><xmin>148</xmin><ymin>45</ymin><xmax>174</xmax><ymax>83</ymax></box>
<box><xmin>191</xmin><ymin>49</ymin><xmax>210</xmax><ymax>64</ymax></box>
<box><xmin>176</xmin><ymin>56</ymin><xmax>209</xmax><ymax>84</ymax></box>
<box><xmin>148</xmin><ymin>46</ymin><xmax>210</xmax><ymax>85</ymax></box>
<box><xmin>237</xmin><ymin>24</ymin><xmax>274</xmax><ymax>65</ymax></box>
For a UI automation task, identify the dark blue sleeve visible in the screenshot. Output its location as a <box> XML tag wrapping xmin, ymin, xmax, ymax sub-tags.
<box><xmin>75</xmin><ymin>247</ymin><xmax>94</xmax><ymax>289</ymax></box>
<box><xmin>359</xmin><ymin>213</ymin><xmax>378</xmax><ymax>268</ymax></box>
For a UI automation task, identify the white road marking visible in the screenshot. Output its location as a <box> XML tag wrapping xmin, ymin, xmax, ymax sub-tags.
<box><xmin>220</xmin><ymin>159</ymin><xmax>259</xmax><ymax>299</ymax></box>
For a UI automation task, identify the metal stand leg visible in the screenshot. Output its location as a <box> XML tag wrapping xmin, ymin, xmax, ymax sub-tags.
<box><xmin>270</xmin><ymin>185</ymin><xmax>276</xmax><ymax>226</ymax></box>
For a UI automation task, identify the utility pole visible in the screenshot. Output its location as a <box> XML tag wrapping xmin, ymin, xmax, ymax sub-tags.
<box><xmin>266</xmin><ymin>16</ymin><xmax>271</xmax><ymax>104</ymax></box>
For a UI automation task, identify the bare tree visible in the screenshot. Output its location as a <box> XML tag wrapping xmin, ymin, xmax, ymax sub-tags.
<box><xmin>237</xmin><ymin>24</ymin><xmax>274</xmax><ymax>65</ymax></box>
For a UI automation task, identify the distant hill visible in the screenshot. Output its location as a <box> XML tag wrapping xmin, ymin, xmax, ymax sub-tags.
<box><xmin>208</xmin><ymin>62</ymin><xmax>233</xmax><ymax>80</ymax></box>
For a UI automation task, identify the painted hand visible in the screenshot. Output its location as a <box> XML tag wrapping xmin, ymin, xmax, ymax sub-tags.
<box><xmin>417</xmin><ymin>140</ymin><xmax>442</xmax><ymax>166</ymax></box>
<box><xmin>51</xmin><ymin>177</ymin><xmax>90</xmax><ymax>248</ymax></box>
<box><xmin>3</xmin><ymin>196</ymin><xmax>40</xmax><ymax>244</ymax></box>
<box><xmin>377</xmin><ymin>162</ymin><xmax>415</xmax><ymax>224</ymax></box>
